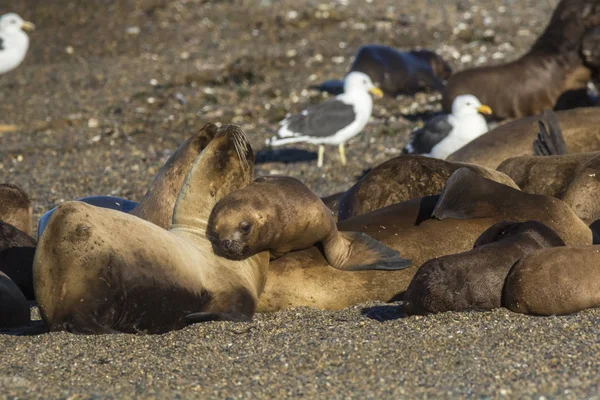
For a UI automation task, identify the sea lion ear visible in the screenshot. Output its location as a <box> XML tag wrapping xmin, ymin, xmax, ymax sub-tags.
<box><xmin>184</xmin><ymin>312</ymin><xmax>252</xmax><ymax>324</ymax></box>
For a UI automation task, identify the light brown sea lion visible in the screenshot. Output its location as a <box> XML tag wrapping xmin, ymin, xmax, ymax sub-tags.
<box><xmin>442</xmin><ymin>0</ymin><xmax>600</xmax><ymax>119</ymax></box>
<box><xmin>432</xmin><ymin>168</ymin><xmax>592</xmax><ymax>245</ymax></box>
<box><xmin>0</xmin><ymin>183</ymin><xmax>32</xmax><ymax>237</ymax></box>
<box><xmin>447</xmin><ymin>107</ymin><xmax>600</xmax><ymax>169</ymax></box>
<box><xmin>503</xmin><ymin>245</ymin><xmax>600</xmax><ymax>316</ymax></box>
<box><xmin>336</xmin><ymin>155</ymin><xmax>519</xmax><ymax>221</ymax></box>
<box><xmin>314</xmin><ymin>46</ymin><xmax>452</xmax><ymax>97</ymax></box>
<box><xmin>0</xmin><ymin>221</ymin><xmax>36</xmax><ymax>300</ymax></box>
<box><xmin>0</xmin><ymin>271</ymin><xmax>29</xmax><ymax>328</ymax></box>
<box><xmin>403</xmin><ymin>221</ymin><xmax>566</xmax><ymax>316</ymax></box>
<box><xmin>33</xmin><ymin>124</ymin><xmax>270</xmax><ymax>334</ymax></box>
<box><xmin>207</xmin><ymin>175</ymin><xmax>412</xmax><ymax>271</ymax></box>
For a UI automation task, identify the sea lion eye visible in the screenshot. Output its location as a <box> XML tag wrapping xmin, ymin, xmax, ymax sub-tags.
<box><xmin>239</xmin><ymin>221</ymin><xmax>251</xmax><ymax>233</ymax></box>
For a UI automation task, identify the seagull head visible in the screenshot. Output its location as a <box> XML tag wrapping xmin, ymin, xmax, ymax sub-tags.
<box><xmin>451</xmin><ymin>94</ymin><xmax>492</xmax><ymax>118</ymax></box>
<box><xmin>0</xmin><ymin>13</ymin><xmax>35</xmax><ymax>34</ymax></box>
<box><xmin>343</xmin><ymin>71</ymin><xmax>383</xmax><ymax>98</ymax></box>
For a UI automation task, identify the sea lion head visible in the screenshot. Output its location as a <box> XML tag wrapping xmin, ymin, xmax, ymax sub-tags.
<box><xmin>582</xmin><ymin>26</ymin><xmax>600</xmax><ymax>68</ymax></box>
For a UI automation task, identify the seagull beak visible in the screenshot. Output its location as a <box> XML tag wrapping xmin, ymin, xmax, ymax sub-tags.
<box><xmin>21</xmin><ymin>21</ymin><xmax>36</xmax><ymax>32</ymax></box>
<box><xmin>477</xmin><ymin>105</ymin><xmax>492</xmax><ymax>115</ymax></box>
<box><xmin>369</xmin><ymin>87</ymin><xmax>384</xmax><ymax>98</ymax></box>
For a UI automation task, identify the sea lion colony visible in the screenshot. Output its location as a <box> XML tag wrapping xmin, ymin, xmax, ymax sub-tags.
<box><xmin>2</xmin><ymin>0</ymin><xmax>600</xmax><ymax>333</ymax></box>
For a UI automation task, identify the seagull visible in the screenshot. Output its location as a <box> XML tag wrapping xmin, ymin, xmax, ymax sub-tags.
<box><xmin>0</xmin><ymin>13</ymin><xmax>35</xmax><ymax>75</ymax></box>
<box><xmin>402</xmin><ymin>94</ymin><xmax>492</xmax><ymax>159</ymax></box>
<box><xmin>266</xmin><ymin>71</ymin><xmax>383</xmax><ymax>168</ymax></box>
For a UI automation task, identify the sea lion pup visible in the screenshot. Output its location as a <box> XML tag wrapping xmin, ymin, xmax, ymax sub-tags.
<box><xmin>433</xmin><ymin>168</ymin><xmax>593</xmax><ymax>245</ymax></box>
<box><xmin>206</xmin><ymin>175</ymin><xmax>412</xmax><ymax>271</ymax></box>
<box><xmin>442</xmin><ymin>0</ymin><xmax>600</xmax><ymax>120</ymax></box>
<box><xmin>0</xmin><ymin>183</ymin><xmax>32</xmax><ymax>237</ymax></box>
<box><xmin>403</xmin><ymin>221</ymin><xmax>566</xmax><ymax>316</ymax></box>
<box><xmin>532</xmin><ymin>110</ymin><xmax>568</xmax><ymax>156</ymax></box>
<box><xmin>336</xmin><ymin>155</ymin><xmax>518</xmax><ymax>221</ymax></box>
<box><xmin>37</xmin><ymin>125</ymin><xmax>217</xmax><ymax>237</ymax></box>
<box><xmin>314</xmin><ymin>46</ymin><xmax>452</xmax><ymax>97</ymax></box>
<box><xmin>34</xmin><ymin>124</ymin><xmax>270</xmax><ymax>334</ymax></box>
<box><xmin>503</xmin><ymin>245</ymin><xmax>600</xmax><ymax>316</ymax></box>
<box><xmin>447</xmin><ymin>107</ymin><xmax>600</xmax><ymax>168</ymax></box>
<box><xmin>0</xmin><ymin>221</ymin><xmax>36</xmax><ymax>300</ymax></box>
<box><xmin>0</xmin><ymin>271</ymin><xmax>29</xmax><ymax>328</ymax></box>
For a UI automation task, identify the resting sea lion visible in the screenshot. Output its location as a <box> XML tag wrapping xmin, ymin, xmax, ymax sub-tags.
<box><xmin>0</xmin><ymin>183</ymin><xmax>32</xmax><ymax>237</ymax></box>
<box><xmin>314</xmin><ymin>45</ymin><xmax>452</xmax><ymax>96</ymax></box>
<box><xmin>207</xmin><ymin>175</ymin><xmax>412</xmax><ymax>271</ymax></box>
<box><xmin>37</xmin><ymin>125</ymin><xmax>217</xmax><ymax>237</ymax></box>
<box><xmin>336</xmin><ymin>154</ymin><xmax>518</xmax><ymax>221</ymax></box>
<box><xmin>0</xmin><ymin>271</ymin><xmax>29</xmax><ymax>328</ymax></box>
<box><xmin>447</xmin><ymin>107</ymin><xmax>600</xmax><ymax>168</ymax></box>
<box><xmin>503</xmin><ymin>245</ymin><xmax>600</xmax><ymax>316</ymax></box>
<box><xmin>0</xmin><ymin>221</ymin><xmax>36</xmax><ymax>300</ymax></box>
<box><xmin>403</xmin><ymin>221</ymin><xmax>566</xmax><ymax>315</ymax></box>
<box><xmin>34</xmin><ymin>124</ymin><xmax>269</xmax><ymax>334</ymax></box>
<box><xmin>442</xmin><ymin>0</ymin><xmax>600</xmax><ymax>119</ymax></box>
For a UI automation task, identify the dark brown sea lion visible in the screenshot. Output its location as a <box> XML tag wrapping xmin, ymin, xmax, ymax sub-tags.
<box><xmin>34</xmin><ymin>124</ymin><xmax>269</xmax><ymax>334</ymax></box>
<box><xmin>447</xmin><ymin>107</ymin><xmax>600</xmax><ymax>168</ymax></box>
<box><xmin>336</xmin><ymin>155</ymin><xmax>518</xmax><ymax>221</ymax></box>
<box><xmin>403</xmin><ymin>221</ymin><xmax>566</xmax><ymax>315</ymax></box>
<box><xmin>0</xmin><ymin>221</ymin><xmax>36</xmax><ymax>300</ymax></box>
<box><xmin>532</xmin><ymin>110</ymin><xmax>568</xmax><ymax>156</ymax></box>
<box><xmin>433</xmin><ymin>168</ymin><xmax>592</xmax><ymax>245</ymax></box>
<box><xmin>0</xmin><ymin>183</ymin><xmax>32</xmax><ymax>237</ymax></box>
<box><xmin>0</xmin><ymin>271</ymin><xmax>29</xmax><ymax>328</ymax></box>
<box><xmin>503</xmin><ymin>245</ymin><xmax>600</xmax><ymax>315</ymax></box>
<box><xmin>315</xmin><ymin>45</ymin><xmax>452</xmax><ymax>96</ymax></box>
<box><xmin>207</xmin><ymin>175</ymin><xmax>412</xmax><ymax>271</ymax></box>
<box><xmin>582</xmin><ymin>25</ymin><xmax>600</xmax><ymax>86</ymax></box>
<box><xmin>442</xmin><ymin>0</ymin><xmax>600</xmax><ymax>119</ymax></box>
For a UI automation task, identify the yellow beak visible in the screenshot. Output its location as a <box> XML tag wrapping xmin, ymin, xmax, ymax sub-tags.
<box><xmin>477</xmin><ymin>105</ymin><xmax>492</xmax><ymax>115</ymax></box>
<box><xmin>369</xmin><ymin>87</ymin><xmax>384</xmax><ymax>98</ymax></box>
<box><xmin>21</xmin><ymin>21</ymin><xmax>36</xmax><ymax>32</ymax></box>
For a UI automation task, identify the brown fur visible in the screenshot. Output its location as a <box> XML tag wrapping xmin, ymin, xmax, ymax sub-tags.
<box><xmin>433</xmin><ymin>168</ymin><xmax>592</xmax><ymax>245</ymax></box>
<box><xmin>442</xmin><ymin>0</ymin><xmax>600</xmax><ymax>119</ymax></box>
<box><xmin>498</xmin><ymin>152</ymin><xmax>600</xmax><ymax>224</ymax></box>
<box><xmin>447</xmin><ymin>107</ymin><xmax>600</xmax><ymax>168</ymax></box>
<box><xmin>0</xmin><ymin>271</ymin><xmax>29</xmax><ymax>328</ymax></box>
<box><xmin>582</xmin><ymin>25</ymin><xmax>600</xmax><ymax>85</ymax></box>
<box><xmin>403</xmin><ymin>221</ymin><xmax>565</xmax><ymax>315</ymax></box>
<box><xmin>33</xmin><ymin>124</ymin><xmax>269</xmax><ymax>334</ymax></box>
<box><xmin>207</xmin><ymin>175</ymin><xmax>411</xmax><ymax>271</ymax></box>
<box><xmin>503</xmin><ymin>245</ymin><xmax>600</xmax><ymax>315</ymax></box>
<box><xmin>337</xmin><ymin>155</ymin><xmax>519</xmax><ymax>221</ymax></box>
<box><xmin>0</xmin><ymin>183</ymin><xmax>32</xmax><ymax>236</ymax></box>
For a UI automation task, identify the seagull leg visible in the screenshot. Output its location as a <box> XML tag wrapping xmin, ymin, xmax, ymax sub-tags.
<box><xmin>317</xmin><ymin>145</ymin><xmax>325</xmax><ymax>168</ymax></box>
<box><xmin>338</xmin><ymin>143</ymin><xmax>347</xmax><ymax>166</ymax></box>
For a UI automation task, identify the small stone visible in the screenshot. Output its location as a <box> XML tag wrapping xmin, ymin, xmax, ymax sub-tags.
<box><xmin>16</xmin><ymin>155</ymin><xmax>23</xmax><ymax>162</ymax></box>
<box><xmin>88</xmin><ymin>118</ymin><xmax>99</xmax><ymax>128</ymax></box>
<box><xmin>126</xmin><ymin>26</ymin><xmax>141</xmax><ymax>35</ymax></box>
<box><xmin>65</xmin><ymin>46</ymin><xmax>74</xmax><ymax>55</ymax></box>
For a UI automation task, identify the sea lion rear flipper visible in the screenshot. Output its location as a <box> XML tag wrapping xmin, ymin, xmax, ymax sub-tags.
<box><xmin>533</xmin><ymin>110</ymin><xmax>567</xmax><ymax>156</ymax></box>
<box><xmin>184</xmin><ymin>312</ymin><xmax>252</xmax><ymax>324</ymax></box>
<box><xmin>324</xmin><ymin>231</ymin><xmax>412</xmax><ymax>271</ymax></box>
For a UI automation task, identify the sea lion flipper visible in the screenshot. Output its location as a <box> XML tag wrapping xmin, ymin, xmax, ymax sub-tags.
<box><xmin>184</xmin><ymin>312</ymin><xmax>252</xmax><ymax>324</ymax></box>
<box><xmin>533</xmin><ymin>110</ymin><xmax>567</xmax><ymax>156</ymax></box>
<box><xmin>325</xmin><ymin>231</ymin><xmax>412</xmax><ymax>271</ymax></box>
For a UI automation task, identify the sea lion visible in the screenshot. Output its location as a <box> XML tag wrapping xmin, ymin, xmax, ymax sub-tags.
<box><xmin>433</xmin><ymin>168</ymin><xmax>592</xmax><ymax>245</ymax></box>
<box><xmin>503</xmin><ymin>245</ymin><xmax>600</xmax><ymax>316</ymax></box>
<box><xmin>532</xmin><ymin>110</ymin><xmax>568</xmax><ymax>156</ymax></box>
<box><xmin>207</xmin><ymin>175</ymin><xmax>412</xmax><ymax>271</ymax></box>
<box><xmin>403</xmin><ymin>221</ymin><xmax>566</xmax><ymax>316</ymax></box>
<box><xmin>37</xmin><ymin>125</ymin><xmax>217</xmax><ymax>238</ymax></box>
<box><xmin>442</xmin><ymin>0</ymin><xmax>600</xmax><ymax>119</ymax></box>
<box><xmin>336</xmin><ymin>155</ymin><xmax>518</xmax><ymax>221</ymax></box>
<box><xmin>34</xmin><ymin>124</ymin><xmax>269</xmax><ymax>334</ymax></box>
<box><xmin>582</xmin><ymin>25</ymin><xmax>600</xmax><ymax>86</ymax></box>
<box><xmin>314</xmin><ymin>45</ymin><xmax>452</xmax><ymax>97</ymax></box>
<box><xmin>0</xmin><ymin>183</ymin><xmax>32</xmax><ymax>237</ymax></box>
<box><xmin>0</xmin><ymin>221</ymin><xmax>36</xmax><ymax>300</ymax></box>
<box><xmin>0</xmin><ymin>271</ymin><xmax>29</xmax><ymax>328</ymax></box>
<box><xmin>447</xmin><ymin>107</ymin><xmax>600</xmax><ymax>168</ymax></box>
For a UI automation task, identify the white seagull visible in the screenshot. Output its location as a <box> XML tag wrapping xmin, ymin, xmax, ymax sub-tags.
<box><xmin>0</xmin><ymin>13</ymin><xmax>35</xmax><ymax>75</ymax></box>
<box><xmin>267</xmin><ymin>71</ymin><xmax>383</xmax><ymax>168</ymax></box>
<box><xmin>403</xmin><ymin>94</ymin><xmax>492</xmax><ymax>160</ymax></box>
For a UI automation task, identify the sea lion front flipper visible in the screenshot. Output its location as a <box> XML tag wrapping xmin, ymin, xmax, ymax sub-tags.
<box><xmin>323</xmin><ymin>231</ymin><xmax>412</xmax><ymax>271</ymax></box>
<box><xmin>184</xmin><ymin>312</ymin><xmax>252</xmax><ymax>324</ymax></box>
<box><xmin>533</xmin><ymin>110</ymin><xmax>567</xmax><ymax>156</ymax></box>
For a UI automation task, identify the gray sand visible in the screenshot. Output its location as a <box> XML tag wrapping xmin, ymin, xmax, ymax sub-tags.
<box><xmin>3</xmin><ymin>0</ymin><xmax>599</xmax><ymax>398</ymax></box>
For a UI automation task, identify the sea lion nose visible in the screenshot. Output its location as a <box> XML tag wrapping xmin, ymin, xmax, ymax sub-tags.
<box><xmin>221</xmin><ymin>239</ymin><xmax>232</xmax><ymax>249</ymax></box>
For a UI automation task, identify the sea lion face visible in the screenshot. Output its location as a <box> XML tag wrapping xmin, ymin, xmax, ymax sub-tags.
<box><xmin>582</xmin><ymin>26</ymin><xmax>600</xmax><ymax>68</ymax></box>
